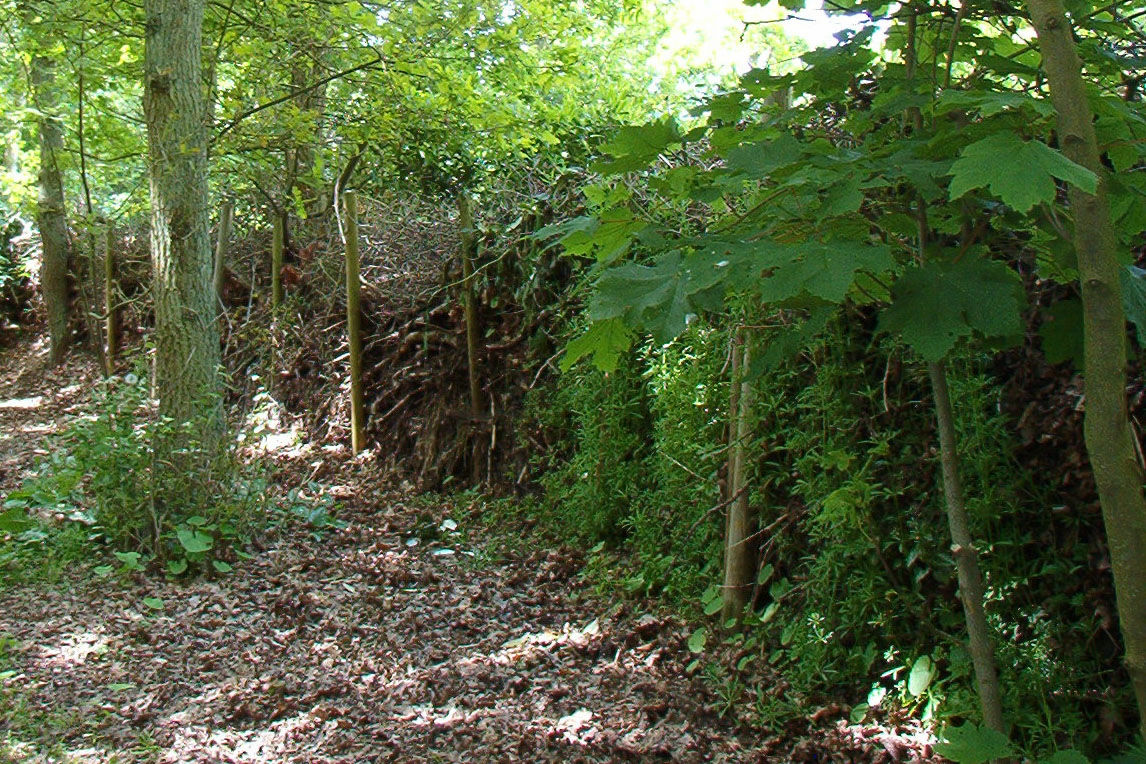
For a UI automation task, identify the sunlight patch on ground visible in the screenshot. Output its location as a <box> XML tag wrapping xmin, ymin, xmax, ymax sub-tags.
<box><xmin>0</xmin><ymin>395</ymin><xmax>42</xmax><ymax>410</ymax></box>
<box><xmin>33</xmin><ymin>630</ymin><xmax>111</xmax><ymax>669</ymax></box>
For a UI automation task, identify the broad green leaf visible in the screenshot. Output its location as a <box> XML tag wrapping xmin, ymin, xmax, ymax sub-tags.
<box><xmin>880</xmin><ymin>259</ymin><xmax>1025</xmax><ymax>360</ymax></box>
<box><xmin>166</xmin><ymin>559</ymin><xmax>188</xmax><ymax>576</ymax></box>
<box><xmin>703</xmin><ymin>597</ymin><xmax>724</xmax><ymax>616</ymax></box>
<box><xmin>935</xmin><ymin>724</ymin><xmax>1015</xmax><ymax>764</ymax></box>
<box><xmin>687</xmin><ymin>627</ymin><xmax>708</xmax><ymax>653</ymax></box>
<box><xmin>142</xmin><ymin>597</ymin><xmax>165</xmax><ymax>611</ymax></box>
<box><xmin>1121</xmin><ymin>266</ymin><xmax>1146</xmax><ymax>344</ymax></box>
<box><xmin>755</xmin><ymin>242</ymin><xmax>894</xmax><ymax>305</ymax></box>
<box><xmin>176</xmin><ymin>528</ymin><xmax>214</xmax><ymax>554</ymax></box>
<box><xmin>948</xmin><ymin>131</ymin><xmax>1098</xmax><ymax>211</ymax></box>
<box><xmin>594</xmin><ymin>118</ymin><xmax>682</xmax><ymax>174</ymax></box>
<box><xmin>907</xmin><ymin>655</ymin><xmax>935</xmax><ymax>697</ymax></box>
<box><xmin>724</xmin><ymin>134</ymin><xmax>802</xmax><ymax>179</ymax></box>
<box><xmin>212</xmin><ymin>560</ymin><xmax>234</xmax><ymax>573</ymax></box>
<box><xmin>589</xmin><ymin>253</ymin><xmax>693</xmax><ymax>342</ymax></box>
<box><xmin>561</xmin><ymin>318</ymin><xmax>632</xmax><ymax>373</ymax></box>
<box><xmin>0</xmin><ymin>507</ymin><xmax>31</xmax><ymax>534</ymax></box>
<box><xmin>1039</xmin><ymin>299</ymin><xmax>1084</xmax><ymax>367</ymax></box>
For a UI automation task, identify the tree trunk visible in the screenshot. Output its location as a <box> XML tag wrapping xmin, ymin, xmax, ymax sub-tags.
<box><xmin>143</xmin><ymin>0</ymin><xmax>221</xmax><ymax>431</ymax></box>
<box><xmin>104</xmin><ymin>225</ymin><xmax>119</xmax><ymax>376</ymax></box>
<box><xmin>24</xmin><ymin>7</ymin><xmax>71</xmax><ymax>365</ymax></box>
<box><xmin>271</xmin><ymin>212</ymin><xmax>284</xmax><ymax>311</ymax></box>
<box><xmin>928</xmin><ymin>361</ymin><xmax>1007</xmax><ymax>734</ymax></box>
<box><xmin>722</xmin><ymin>329</ymin><xmax>754</xmax><ymax>622</ymax></box>
<box><xmin>458</xmin><ymin>192</ymin><xmax>484</xmax><ymax>485</ymax></box>
<box><xmin>343</xmin><ymin>191</ymin><xmax>364</xmax><ymax>455</ymax></box>
<box><xmin>212</xmin><ymin>200</ymin><xmax>233</xmax><ymax>312</ymax></box>
<box><xmin>1026</xmin><ymin>0</ymin><xmax>1146</xmax><ymax>738</ymax></box>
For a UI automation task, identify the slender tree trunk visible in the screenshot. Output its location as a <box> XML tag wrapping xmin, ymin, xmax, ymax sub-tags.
<box><xmin>24</xmin><ymin>7</ymin><xmax>71</xmax><ymax>365</ymax></box>
<box><xmin>458</xmin><ymin>192</ymin><xmax>483</xmax><ymax>484</ymax></box>
<box><xmin>212</xmin><ymin>200</ymin><xmax>233</xmax><ymax>311</ymax></box>
<box><xmin>343</xmin><ymin>191</ymin><xmax>364</xmax><ymax>455</ymax></box>
<box><xmin>1026</xmin><ymin>0</ymin><xmax>1146</xmax><ymax>738</ymax></box>
<box><xmin>929</xmin><ymin>362</ymin><xmax>1007</xmax><ymax>733</ymax></box>
<box><xmin>271</xmin><ymin>212</ymin><xmax>284</xmax><ymax>311</ymax></box>
<box><xmin>722</xmin><ymin>328</ymin><xmax>754</xmax><ymax>621</ymax></box>
<box><xmin>143</xmin><ymin>0</ymin><xmax>221</xmax><ymax>432</ymax></box>
<box><xmin>104</xmin><ymin>225</ymin><xmax>118</xmax><ymax>376</ymax></box>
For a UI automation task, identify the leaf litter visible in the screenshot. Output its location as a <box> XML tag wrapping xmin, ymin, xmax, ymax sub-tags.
<box><xmin>0</xmin><ymin>333</ymin><xmax>939</xmax><ymax>763</ymax></box>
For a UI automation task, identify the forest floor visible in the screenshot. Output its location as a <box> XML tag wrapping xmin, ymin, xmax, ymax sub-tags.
<box><xmin>0</xmin><ymin>329</ymin><xmax>937</xmax><ymax>763</ymax></box>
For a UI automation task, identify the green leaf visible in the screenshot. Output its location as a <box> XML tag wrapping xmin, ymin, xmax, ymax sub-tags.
<box><xmin>113</xmin><ymin>551</ymin><xmax>143</xmax><ymax>570</ymax></box>
<box><xmin>703</xmin><ymin>597</ymin><xmax>724</xmax><ymax>616</ymax></box>
<box><xmin>724</xmin><ymin>134</ymin><xmax>802</xmax><ymax>179</ymax></box>
<box><xmin>560</xmin><ymin>318</ymin><xmax>632</xmax><ymax>373</ymax></box>
<box><xmin>850</xmin><ymin>703</ymin><xmax>870</xmax><ymax>723</ymax></box>
<box><xmin>880</xmin><ymin>259</ymin><xmax>1025</xmax><ymax>360</ymax></box>
<box><xmin>756</xmin><ymin>563</ymin><xmax>774</xmax><ymax>586</ymax></box>
<box><xmin>907</xmin><ymin>655</ymin><xmax>935</xmax><ymax>697</ymax></box>
<box><xmin>935</xmin><ymin>724</ymin><xmax>1015</xmax><ymax>764</ymax></box>
<box><xmin>176</xmin><ymin>527</ymin><xmax>214</xmax><ymax>554</ymax></box>
<box><xmin>948</xmin><ymin>131</ymin><xmax>1098</xmax><ymax>212</ymax></box>
<box><xmin>93</xmin><ymin>565</ymin><xmax>113</xmax><ymax>576</ymax></box>
<box><xmin>142</xmin><ymin>597</ymin><xmax>164</xmax><ymax>611</ymax></box>
<box><xmin>1039</xmin><ymin>299</ymin><xmax>1084</xmax><ymax>367</ymax></box>
<box><xmin>594</xmin><ymin>118</ymin><xmax>682</xmax><ymax>174</ymax></box>
<box><xmin>166</xmin><ymin>559</ymin><xmax>188</xmax><ymax>576</ymax></box>
<box><xmin>185</xmin><ymin>516</ymin><xmax>208</xmax><ymax>527</ymax></box>
<box><xmin>687</xmin><ymin>627</ymin><xmax>708</xmax><ymax>653</ymax></box>
<box><xmin>212</xmin><ymin>560</ymin><xmax>234</xmax><ymax>573</ymax></box>
<box><xmin>1121</xmin><ymin>266</ymin><xmax>1146</xmax><ymax>344</ymax></box>
<box><xmin>0</xmin><ymin>506</ymin><xmax>31</xmax><ymax>534</ymax></box>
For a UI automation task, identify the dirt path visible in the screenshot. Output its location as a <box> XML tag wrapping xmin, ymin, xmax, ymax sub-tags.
<box><xmin>0</xmin><ymin>331</ymin><xmax>933</xmax><ymax>763</ymax></box>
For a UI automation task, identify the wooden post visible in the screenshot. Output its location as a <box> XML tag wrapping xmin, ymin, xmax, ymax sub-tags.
<box><xmin>343</xmin><ymin>191</ymin><xmax>364</xmax><ymax>455</ymax></box>
<box><xmin>271</xmin><ymin>211</ymin><xmax>284</xmax><ymax>311</ymax></box>
<box><xmin>458</xmin><ymin>192</ymin><xmax>483</xmax><ymax>484</ymax></box>
<box><xmin>212</xmin><ymin>200</ymin><xmax>233</xmax><ymax>311</ymax></box>
<box><xmin>722</xmin><ymin>328</ymin><xmax>755</xmax><ymax>622</ymax></box>
<box><xmin>104</xmin><ymin>224</ymin><xmax>118</xmax><ymax>376</ymax></box>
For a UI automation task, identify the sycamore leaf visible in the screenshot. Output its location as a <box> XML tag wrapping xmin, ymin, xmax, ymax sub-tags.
<box><xmin>948</xmin><ymin>131</ymin><xmax>1098</xmax><ymax>212</ymax></box>
<box><xmin>561</xmin><ymin>318</ymin><xmax>632</xmax><ymax>373</ymax></box>
<box><xmin>593</xmin><ymin>118</ymin><xmax>682</xmax><ymax>174</ymax></box>
<box><xmin>1122</xmin><ymin>265</ymin><xmax>1146</xmax><ymax>344</ymax></box>
<box><xmin>935</xmin><ymin>724</ymin><xmax>1015</xmax><ymax>764</ymax></box>
<box><xmin>755</xmin><ymin>241</ymin><xmax>894</xmax><ymax>305</ymax></box>
<box><xmin>1046</xmin><ymin>752</ymin><xmax>1090</xmax><ymax>764</ymax></box>
<box><xmin>724</xmin><ymin>134</ymin><xmax>802</xmax><ymax>179</ymax></box>
<box><xmin>880</xmin><ymin>259</ymin><xmax>1025</xmax><ymax>361</ymax></box>
<box><xmin>1039</xmin><ymin>299</ymin><xmax>1084</xmax><ymax>367</ymax></box>
<box><xmin>589</xmin><ymin>253</ymin><xmax>695</xmax><ymax>343</ymax></box>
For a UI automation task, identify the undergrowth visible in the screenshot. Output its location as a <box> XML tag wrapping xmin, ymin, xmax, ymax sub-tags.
<box><xmin>517</xmin><ymin>315</ymin><xmax>1131</xmax><ymax>760</ymax></box>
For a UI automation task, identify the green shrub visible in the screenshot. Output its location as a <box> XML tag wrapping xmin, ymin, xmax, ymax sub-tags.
<box><xmin>7</xmin><ymin>366</ymin><xmax>267</xmax><ymax>575</ymax></box>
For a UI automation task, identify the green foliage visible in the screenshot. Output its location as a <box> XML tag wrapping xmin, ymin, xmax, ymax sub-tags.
<box><xmin>8</xmin><ymin>366</ymin><xmax>267</xmax><ymax>575</ymax></box>
<box><xmin>936</xmin><ymin>723</ymin><xmax>1016</xmax><ymax>764</ymax></box>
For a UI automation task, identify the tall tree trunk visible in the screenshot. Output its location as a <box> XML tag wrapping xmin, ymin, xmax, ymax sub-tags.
<box><xmin>143</xmin><ymin>0</ymin><xmax>221</xmax><ymax>432</ymax></box>
<box><xmin>343</xmin><ymin>191</ymin><xmax>364</xmax><ymax>455</ymax></box>
<box><xmin>1026</xmin><ymin>0</ymin><xmax>1146</xmax><ymax>738</ymax></box>
<box><xmin>24</xmin><ymin>4</ymin><xmax>71</xmax><ymax>365</ymax></box>
<box><xmin>722</xmin><ymin>328</ymin><xmax>754</xmax><ymax>621</ymax></box>
<box><xmin>212</xmin><ymin>199</ymin><xmax>232</xmax><ymax>311</ymax></box>
<box><xmin>458</xmin><ymin>192</ymin><xmax>484</xmax><ymax>485</ymax></box>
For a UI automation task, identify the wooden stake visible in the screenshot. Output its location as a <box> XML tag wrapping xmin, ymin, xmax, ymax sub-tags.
<box><xmin>458</xmin><ymin>192</ymin><xmax>483</xmax><ymax>484</ymax></box>
<box><xmin>271</xmin><ymin>211</ymin><xmax>284</xmax><ymax>311</ymax></box>
<box><xmin>343</xmin><ymin>191</ymin><xmax>364</xmax><ymax>455</ymax></box>
<box><xmin>722</xmin><ymin>328</ymin><xmax>755</xmax><ymax>622</ymax></box>
<box><xmin>212</xmin><ymin>200</ymin><xmax>233</xmax><ymax>312</ymax></box>
<box><xmin>103</xmin><ymin>225</ymin><xmax>118</xmax><ymax>376</ymax></box>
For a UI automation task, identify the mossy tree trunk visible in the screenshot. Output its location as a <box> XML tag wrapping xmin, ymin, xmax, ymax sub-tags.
<box><xmin>1026</xmin><ymin>0</ymin><xmax>1146</xmax><ymax>738</ymax></box>
<box><xmin>143</xmin><ymin>0</ymin><xmax>221</xmax><ymax>433</ymax></box>
<box><xmin>23</xmin><ymin>3</ymin><xmax>71</xmax><ymax>365</ymax></box>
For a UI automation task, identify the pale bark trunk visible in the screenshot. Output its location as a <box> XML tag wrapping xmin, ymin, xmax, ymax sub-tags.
<box><xmin>25</xmin><ymin>9</ymin><xmax>71</xmax><ymax>365</ymax></box>
<box><xmin>459</xmin><ymin>192</ymin><xmax>484</xmax><ymax>485</ymax></box>
<box><xmin>1026</xmin><ymin>0</ymin><xmax>1146</xmax><ymax>738</ymax></box>
<box><xmin>343</xmin><ymin>191</ymin><xmax>364</xmax><ymax>455</ymax></box>
<box><xmin>143</xmin><ymin>0</ymin><xmax>221</xmax><ymax>431</ymax></box>
<box><xmin>722</xmin><ymin>329</ymin><xmax>754</xmax><ymax>621</ymax></box>
<box><xmin>212</xmin><ymin>200</ymin><xmax>233</xmax><ymax>311</ymax></box>
<box><xmin>104</xmin><ymin>225</ymin><xmax>118</xmax><ymax>375</ymax></box>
